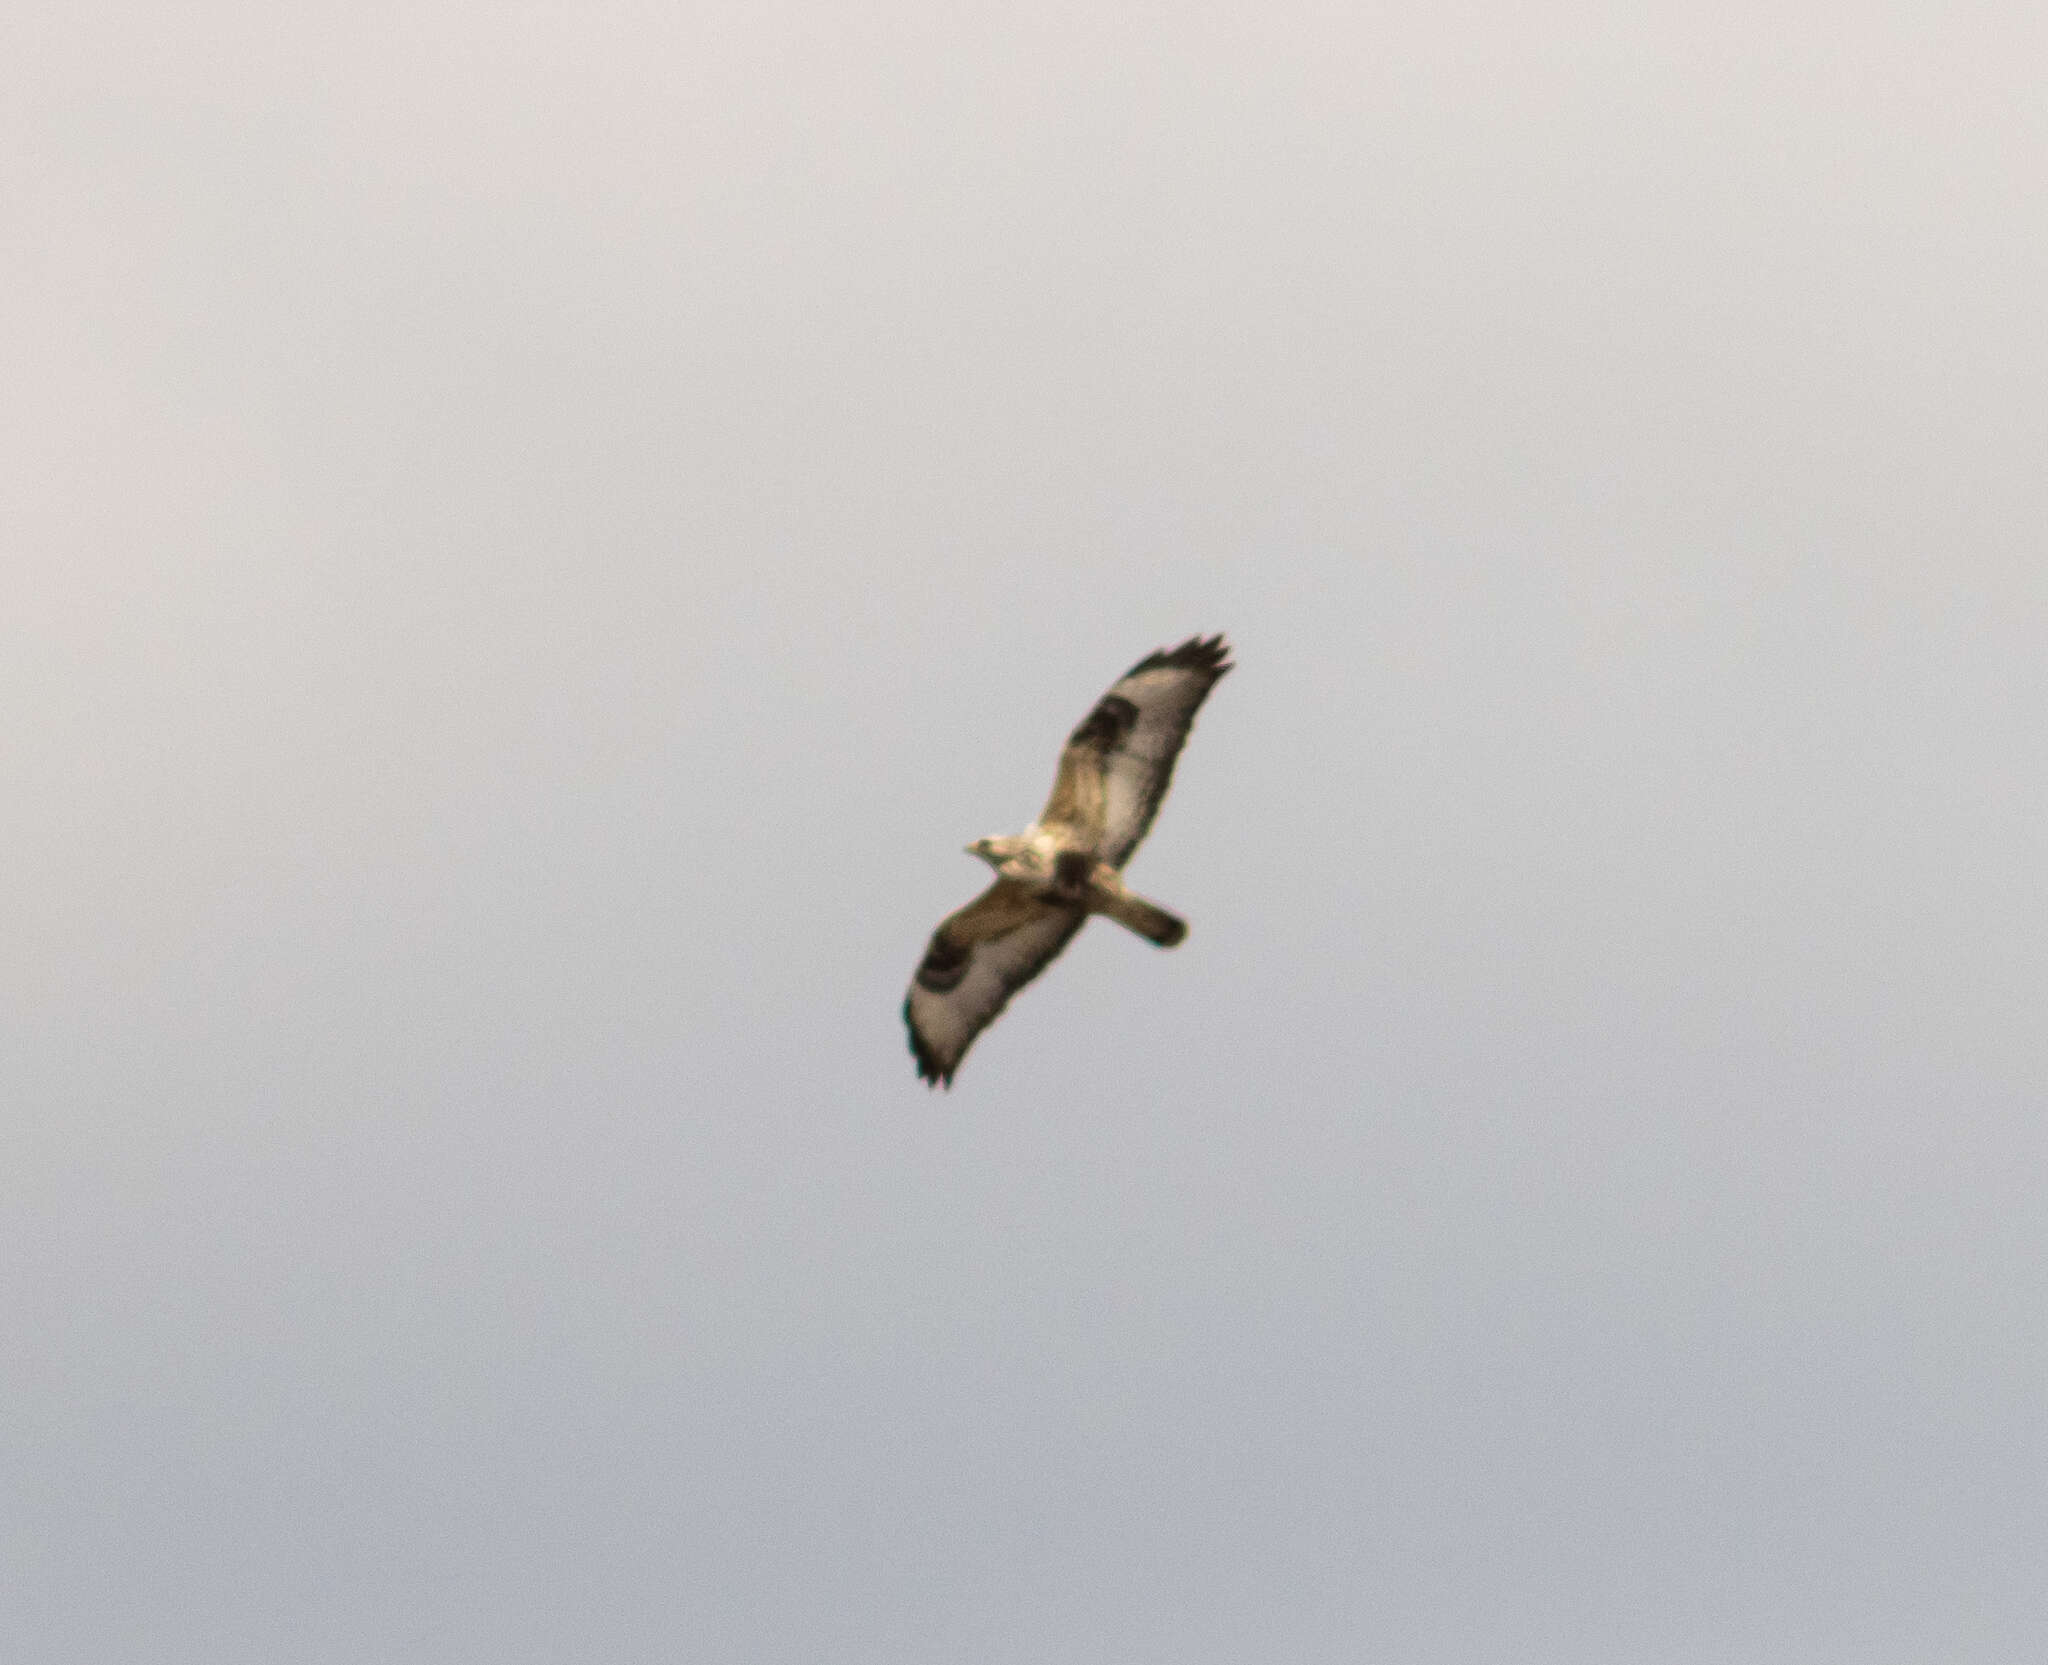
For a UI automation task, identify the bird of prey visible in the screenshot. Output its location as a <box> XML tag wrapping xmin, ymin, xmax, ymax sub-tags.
<box><xmin>904</xmin><ymin>634</ymin><xmax>1232</xmax><ymax>1085</ymax></box>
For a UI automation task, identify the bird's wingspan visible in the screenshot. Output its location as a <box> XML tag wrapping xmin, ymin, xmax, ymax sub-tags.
<box><xmin>903</xmin><ymin>880</ymin><xmax>1087</xmax><ymax>1086</ymax></box>
<box><xmin>1040</xmin><ymin>634</ymin><xmax>1231</xmax><ymax>867</ymax></box>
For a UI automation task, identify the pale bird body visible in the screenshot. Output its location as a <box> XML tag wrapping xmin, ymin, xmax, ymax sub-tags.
<box><xmin>965</xmin><ymin>830</ymin><xmax>1061</xmax><ymax>885</ymax></box>
<box><xmin>904</xmin><ymin>634</ymin><xmax>1231</xmax><ymax>1085</ymax></box>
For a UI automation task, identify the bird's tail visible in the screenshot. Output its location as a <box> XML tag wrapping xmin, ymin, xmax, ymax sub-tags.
<box><xmin>1094</xmin><ymin>887</ymin><xmax>1187</xmax><ymax>948</ymax></box>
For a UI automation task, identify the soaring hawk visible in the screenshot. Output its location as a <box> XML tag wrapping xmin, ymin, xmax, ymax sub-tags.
<box><xmin>904</xmin><ymin>634</ymin><xmax>1231</xmax><ymax>1085</ymax></box>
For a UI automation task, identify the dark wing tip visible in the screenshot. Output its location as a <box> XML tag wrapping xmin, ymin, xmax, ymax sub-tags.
<box><xmin>903</xmin><ymin>996</ymin><xmax>954</xmax><ymax>1087</ymax></box>
<box><xmin>1130</xmin><ymin>633</ymin><xmax>1232</xmax><ymax>680</ymax></box>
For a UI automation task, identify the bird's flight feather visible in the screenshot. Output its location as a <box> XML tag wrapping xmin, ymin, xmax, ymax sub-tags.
<box><xmin>904</xmin><ymin>882</ymin><xmax>1086</xmax><ymax>1085</ymax></box>
<box><xmin>1043</xmin><ymin>633</ymin><xmax>1231</xmax><ymax>867</ymax></box>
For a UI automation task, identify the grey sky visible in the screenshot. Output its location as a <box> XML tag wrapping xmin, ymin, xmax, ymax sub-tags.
<box><xmin>6</xmin><ymin>4</ymin><xmax>2046</xmax><ymax>1660</ymax></box>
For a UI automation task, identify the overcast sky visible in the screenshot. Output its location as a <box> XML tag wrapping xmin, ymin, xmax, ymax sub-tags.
<box><xmin>6</xmin><ymin>4</ymin><xmax>2046</xmax><ymax>1661</ymax></box>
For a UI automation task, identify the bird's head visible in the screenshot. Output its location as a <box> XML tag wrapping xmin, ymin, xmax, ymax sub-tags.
<box><xmin>965</xmin><ymin>836</ymin><xmax>1006</xmax><ymax>869</ymax></box>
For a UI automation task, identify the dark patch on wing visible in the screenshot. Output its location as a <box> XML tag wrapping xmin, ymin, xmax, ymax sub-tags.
<box><xmin>1068</xmin><ymin>693</ymin><xmax>1139</xmax><ymax>750</ymax></box>
<box><xmin>913</xmin><ymin>929</ymin><xmax>970</xmax><ymax>992</ymax></box>
<box><xmin>1124</xmin><ymin>634</ymin><xmax>1232</xmax><ymax>680</ymax></box>
<box><xmin>905</xmin><ymin>995</ymin><xmax>947</xmax><ymax>1082</ymax></box>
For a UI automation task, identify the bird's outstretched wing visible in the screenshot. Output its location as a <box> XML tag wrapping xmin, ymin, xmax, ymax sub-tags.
<box><xmin>1039</xmin><ymin>634</ymin><xmax>1232</xmax><ymax>867</ymax></box>
<box><xmin>904</xmin><ymin>880</ymin><xmax>1087</xmax><ymax>1086</ymax></box>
